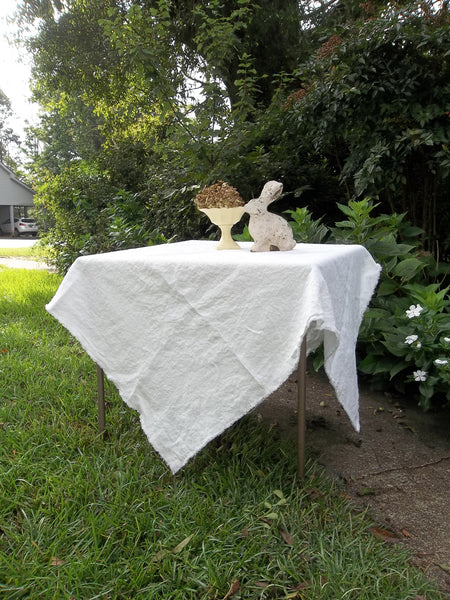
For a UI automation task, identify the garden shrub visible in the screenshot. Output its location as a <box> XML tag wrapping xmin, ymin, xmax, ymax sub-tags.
<box><xmin>282</xmin><ymin>3</ymin><xmax>450</xmax><ymax>256</ymax></box>
<box><xmin>34</xmin><ymin>162</ymin><xmax>171</xmax><ymax>273</ymax></box>
<box><xmin>359</xmin><ymin>284</ymin><xmax>450</xmax><ymax>410</ymax></box>
<box><xmin>288</xmin><ymin>199</ymin><xmax>450</xmax><ymax>410</ymax></box>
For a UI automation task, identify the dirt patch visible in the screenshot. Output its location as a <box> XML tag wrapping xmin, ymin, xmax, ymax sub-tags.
<box><xmin>257</xmin><ymin>368</ymin><xmax>450</xmax><ymax>595</ymax></box>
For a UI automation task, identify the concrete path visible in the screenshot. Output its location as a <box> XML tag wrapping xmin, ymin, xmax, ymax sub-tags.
<box><xmin>0</xmin><ymin>236</ymin><xmax>38</xmax><ymax>248</ymax></box>
<box><xmin>0</xmin><ymin>237</ymin><xmax>53</xmax><ymax>271</ymax></box>
<box><xmin>0</xmin><ymin>257</ymin><xmax>52</xmax><ymax>270</ymax></box>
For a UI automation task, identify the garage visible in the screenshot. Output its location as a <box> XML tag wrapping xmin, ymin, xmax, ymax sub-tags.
<box><xmin>0</xmin><ymin>161</ymin><xmax>36</xmax><ymax>236</ymax></box>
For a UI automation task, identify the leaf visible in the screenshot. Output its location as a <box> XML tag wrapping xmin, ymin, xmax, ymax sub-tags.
<box><xmin>372</xmin><ymin>240</ymin><xmax>415</xmax><ymax>257</ymax></box>
<box><xmin>221</xmin><ymin>578</ymin><xmax>240</xmax><ymax>599</ymax></box>
<box><xmin>358</xmin><ymin>354</ymin><xmax>393</xmax><ymax>375</ymax></box>
<box><xmin>392</xmin><ymin>258</ymin><xmax>426</xmax><ymax>280</ymax></box>
<box><xmin>364</xmin><ymin>308</ymin><xmax>390</xmax><ymax>320</ymax></box>
<box><xmin>401</xmin><ymin>529</ymin><xmax>412</xmax><ymax>538</ymax></box>
<box><xmin>389</xmin><ymin>361</ymin><xmax>409</xmax><ymax>380</ymax></box>
<box><xmin>264</xmin><ymin>512</ymin><xmax>279</xmax><ymax>521</ymax></box>
<box><xmin>369</xmin><ymin>527</ymin><xmax>398</xmax><ymax>542</ymax></box>
<box><xmin>381</xmin><ymin>340</ymin><xmax>407</xmax><ymax>358</ymax></box>
<box><xmin>280</xmin><ymin>526</ymin><xmax>294</xmax><ymax>546</ymax></box>
<box><xmin>358</xmin><ymin>354</ymin><xmax>379</xmax><ymax>374</ymax></box>
<box><xmin>172</xmin><ymin>533</ymin><xmax>194</xmax><ymax>554</ymax></box>
<box><xmin>334</xmin><ymin>220</ymin><xmax>355</xmax><ymax>229</ymax></box>
<box><xmin>152</xmin><ymin>533</ymin><xmax>194</xmax><ymax>562</ymax></box>
<box><xmin>376</xmin><ymin>280</ymin><xmax>398</xmax><ymax>296</ymax></box>
<box><xmin>152</xmin><ymin>549</ymin><xmax>168</xmax><ymax>562</ymax></box>
<box><xmin>336</xmin><ymin>202</ymin><xmax>355</xmax><ymax>217</ymax></box>
<box><xmin>401</xmin><ymin>225</ymin><xmax>424</xmax><ymax>237</ymax></box>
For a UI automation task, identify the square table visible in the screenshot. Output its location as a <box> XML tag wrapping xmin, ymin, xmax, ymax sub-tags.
<box><xmin>46</xmin><ymin>241</ymin><xmax>380</xmax><ymax>476</ymax></box>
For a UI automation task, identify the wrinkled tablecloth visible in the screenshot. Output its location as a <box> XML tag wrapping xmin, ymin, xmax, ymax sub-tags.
<box><xmin>46</xmin><ymin>241</ymin><xmax>381</xmax><ymax>472</ymax></box>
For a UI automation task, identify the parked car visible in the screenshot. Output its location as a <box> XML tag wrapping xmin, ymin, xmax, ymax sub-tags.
<box><xmin>0</xmin><ymin>217</ymin><xmax>39</xmax><ymax>237</ymax></box>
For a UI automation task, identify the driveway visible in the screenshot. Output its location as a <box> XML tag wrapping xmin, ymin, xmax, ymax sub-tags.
<box><xmin>0</xmin><ymin>236</ymin><xmax>52</xmax><ymax>270</ymax></box>
<box><xmin>0</xmin><ymin>235</ymin><xmax>39</xmax><ymax>248</ymax></box>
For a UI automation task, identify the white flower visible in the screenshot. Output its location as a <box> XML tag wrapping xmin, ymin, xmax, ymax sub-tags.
<box><xmin>405</xmin><ymin>335</ymin><xmax>418</xmax><ymax>345</ymax></box>
<box><xmin>406</xmin><ymin>304</ymin><xmax>424</xmax><ymax>318</ymax></box>
<box><xmin>416</xmin><ymin>342</ymin><xmax>422</xmax><ymax>349</ymax></box>
<box><xmin>434</xmin><ymin>359</ymin><xmax>449</xmax><ymax>366</ymax></box>
<box><xmin>444</xmin><ymin>337</ymin><xmax>450</xmax><ymax>343</ymax></box>
<box><xmin>413</xmin><ymin>370</ymin><xmax>428</xmax><ymax>382</ymax></box>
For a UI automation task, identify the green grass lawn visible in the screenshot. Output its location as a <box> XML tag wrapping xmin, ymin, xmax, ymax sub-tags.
<box><xmin>0</xmin><ymin>266</ymin><xmax>444</xmax><ymax>599</ymax></box>
<box><xmin>0</xmin><ymin>244</ymin><xmax>49</xmax><ymax>261</ymax></box>
<box><xmin>0</xmin><ymin>247</ymin><xmax>35</xmax><ymax>259</ymax></box>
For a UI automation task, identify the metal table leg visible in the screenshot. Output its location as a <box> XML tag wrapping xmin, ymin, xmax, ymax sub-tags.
<box><xmin>95</xmin><ymin>345</ymin><xmax>307</xmax><ymax>473</ymax></box>
<box><xmin>97</xmin><ymin>364</ymin><xmax>106</xmax><ymax>435</ymax></box>
<box><xmin>297</xmin><ymin>336</ymin><xmax>307</xmax><ymax>480</ymax></box>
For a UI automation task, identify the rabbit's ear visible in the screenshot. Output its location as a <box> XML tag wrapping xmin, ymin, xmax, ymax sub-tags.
<box><xmin>260</xmin><ymin>181</ymin><xmax>283</xmax><ymax>206</ymax></box>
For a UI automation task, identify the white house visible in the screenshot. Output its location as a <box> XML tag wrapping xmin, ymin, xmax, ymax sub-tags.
<box><xmin>0</xmin><ymin>161</ymin><xmax>35</xmax><ymax>234</ymax></box>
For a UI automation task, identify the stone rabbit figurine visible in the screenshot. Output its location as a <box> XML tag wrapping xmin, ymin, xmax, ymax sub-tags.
<box><xmin>244</xmin><ymin>181</ymin><xmax>296</xmax><ymax>252</ymax></box>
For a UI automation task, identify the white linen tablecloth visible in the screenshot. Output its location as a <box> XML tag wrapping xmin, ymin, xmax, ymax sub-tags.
<box><xmin>46</xmin><ymin>241</ymin><xmax>381</xmax><ymax>473</ymax></box>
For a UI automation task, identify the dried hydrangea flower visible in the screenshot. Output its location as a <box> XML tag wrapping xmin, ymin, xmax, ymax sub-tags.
<box><xmin>194</xmin><ymin>181</ymin><xmax>244</xmax><ymax>209</ymax></box>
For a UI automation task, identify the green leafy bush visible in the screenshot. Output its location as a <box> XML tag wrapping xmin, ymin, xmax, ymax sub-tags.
<box><xmin>285</xmin><ymin>207</ymin><xmax>329</xmax><ymax>244</ymax></box>
<box><xmin>359</xmin><ymin>284</ymin><xmax>450</xmax><ymax>410</ymax></box>
<box><xmin>283</xmin><ymin>3</ymin><xmax>450</xmax><ymax>255</ymax></box>
<box><xmin>34</xmin><ymin>163</ymin><xmax>171</xmax><ymax>272</ymax></box>
<box><xmin>288</xmin><ymin>198</ymin><xmax>450</xmax><ymax>410</ymax></box>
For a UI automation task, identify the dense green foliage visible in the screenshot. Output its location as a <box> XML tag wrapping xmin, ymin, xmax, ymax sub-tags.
<box><xmin>281</xmin><ymin>3</ymin><xmax>450</xmax><ymax>253</ymax></box>
<box><xmin>287</xmin><ymin>200</ymin><xmax>450</xmax><ymax>411</ymax></box>
<box><xmin>0</xmin><ymin>267</ymin><xmax>444</xmax><ymax>599</ymax></box>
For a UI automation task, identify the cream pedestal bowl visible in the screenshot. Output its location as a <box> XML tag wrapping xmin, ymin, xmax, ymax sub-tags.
<box><xmin>200</xmin><ymin>207</ymin><xmax>245</xmax><ymax>250</ymax></box>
